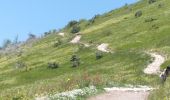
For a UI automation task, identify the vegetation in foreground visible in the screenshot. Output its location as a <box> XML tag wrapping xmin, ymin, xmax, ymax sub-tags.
<box><xmin>0</xmin><ymin>0</ymin><xmax>170</xmax><ymax>99</ymax></box>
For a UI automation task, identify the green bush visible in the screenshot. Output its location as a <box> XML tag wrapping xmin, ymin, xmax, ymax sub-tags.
<box><xmin>96</xmin><ymin>51</ymin><xmax>103</xmax><ymax>60</ymax></box>
<box><xmin>70</xmin><ymin>55</ymin><xmax>80</xmax><ymax>67</ymax></box>
<box><xmin>54</xmin><ymin>39</ymin><xmax>62</xmax><ymax>47</ymax></box>
<box><xmin>148</xmin><ymin>0</ymin><xmax>156</xmax><ymax>4</ymax></box>
<box><xmin>145</xmin><ymin>18</ymin><xmax>157</xmax><ymax>22</ymax></box>
<box><xmin>16</xmin><ymin>61</ymin><xmax>26</xmax><ymax>69</ymax></box>
<box><xmin>152</xmin><ymin>24</ymin><xmax>159</xmax><ymax>29</ymax></box>
<box><xmin>48</xmin><ymin>62</ymin><xmax>59</xmax><ymax>69</ymax></box>
<box><xmin>68</xmin><ymin>20</ymin><xmax>78</xmax><ymax>27</ymax></box>
<box><xmin>15</xmin><ymin>61</ymin><xmax>28</xmax><ymax>71</ymax></box>
<box><xmin>89</xmin><ymin>14</ymin><xmax>100</xmax><ymax>24</ymax></box>
<box><xmin>158</xmin><ymin>3</ymin><xmax>163</xmax><ymax>8</ymax></box>
<box><xmin>71</xmin><ymin>26</ymin><xmax>81</xmax><ymax>34</ymax></box>
<box><xmin>135</xmin><ymin>10</ymin><xmax>142</xmax><ymax>18</ymax></box>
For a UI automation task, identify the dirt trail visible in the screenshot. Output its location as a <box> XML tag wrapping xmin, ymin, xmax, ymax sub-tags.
<box><xmin>88</xmin><ymin>86</ymin><xmax>153</xmax><ymax>100</ymax></box>
<box><xmin>58</xmin><ymin>33</ymin><xmax>65</xmax><ymax>37</ymax></box>
<box><xmin>97</xmin><ymin>43</ymin><xmax>110</xmax><ymax>53</ymax></box>
<box><xmin>88</xmin><ymin>91</ymin><xmax>149</xmax><ymax>100</ymax></box>
<box><xmin>144</xmin><ymin>53</ymin><xmax>165</xmax><ymax>74</ymax></box>
<box><xmin>70</xmin><ymin>35</ymin><xmax>81</xmax><ymax>44</ymax></box>
<box><xmin>88</xmin><ymin>53</ymin><xmax>165</xmax><ymax>100</ymax></box>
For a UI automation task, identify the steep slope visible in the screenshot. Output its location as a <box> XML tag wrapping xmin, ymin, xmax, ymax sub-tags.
<box><xmin>0</xmin><ymin>0</ymin><xmax>170</xmax><ymax>99</ymax></box>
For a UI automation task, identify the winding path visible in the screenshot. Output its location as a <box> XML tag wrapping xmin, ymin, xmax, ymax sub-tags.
<box><xmin>144</xmin><ymin>53</ymin><xmax>165</xmax><ymax>75</ymax></box>
<box><xmin>88</xmin><ymin>53</ymin><xmax>165</xmax><ymax>100</ymax></box>
<box><xmin>70</xmin><ymin>35</ymin><xmax>81</xmax><ymax>44</ymax></box>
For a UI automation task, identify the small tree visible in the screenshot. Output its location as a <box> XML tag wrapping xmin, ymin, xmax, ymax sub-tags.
<box><xmin>96</xmin><ymin>51</ymin><xmax>103</xmax><ymax>60</ymax></box>
<box><xmin>48</xmin><ymin>62</ymin><xmax>59</xmax><ymax>69</ymax></box>
<box><xmin>71</xmin><ymin>26</ymin><xmax>81</xmax><ymax>34</ymax></box>
<box><xmin>135</xmin><ymin>10</ymin><xmax>142</xmax><ymax>18</ymax></box>
<box><xmin>68</xmin><ymin>20</ymin><xmax>78</xmax><ymax>27</ymax></box>
<box><xmin>2</xmin><ymin>39</ymin><xmax>12</xmax><ymax>48</ymax></box>
<box><xmin>44</xmin><ymin>32</ymin><xmax>50</xmax><ymax>36</ymax></box>
<box><xmin>158</xmin><ymin>3</ymin><xmax>163</xmax><ymax>8</ymax></box>
<box><xmin>13</xmin><ymin>35</ymin><xmax>19</xmax><ymax>44</ymax></box>
<box><xmin>15</xmin><ymin>61</ymin><xmax>28</xmax><ymax>71</ymax></box>
<box><xmin>70</xmin><ymin>55</ymin><xmax>80</xmax><ymax>67</ymax></box>
<box><xmin>89</xmin><ymin>14</ymin><xmax>100</xmax><ymax>24</ymax></box>
<box><xmin>28</xmin><ymin>33</ymin><xmax>36</xmax><ymax>39</ymax></box>
<box><xmin>54</xmin><ymin>39</ymin><xmax>62</xmax><ymax>47</ymax></box>
<box><xmin>148</xmin><ymin>0</ymin><xmax>156</xmax><ymax>4</ymax></box>
<box><xmin>145</xmin><ymin>17</ymin><xmax>157</xmax><ymax>22</ymax></box>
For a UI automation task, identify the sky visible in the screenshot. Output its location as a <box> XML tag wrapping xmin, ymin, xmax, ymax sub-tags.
<box><xmin>0</xmin><ymin>0</ymin><xmax>137</xmax><ymax>46</ymax></box>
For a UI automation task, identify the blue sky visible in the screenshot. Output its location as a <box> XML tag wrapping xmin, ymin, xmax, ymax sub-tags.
<box><xmin>0</xmin><ymin>0</ymin><xmax>137</xmax><ymax>46</ymax></box>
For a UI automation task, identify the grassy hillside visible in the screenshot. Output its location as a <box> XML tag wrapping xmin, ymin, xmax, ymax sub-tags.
<box><xmin>0</xmin><ymin>0</ymin><xmax>170</xmax><ymax>99</ymax></box>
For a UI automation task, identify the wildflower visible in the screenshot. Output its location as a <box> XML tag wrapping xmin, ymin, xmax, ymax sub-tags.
<box><xmin>67</xmin><ymin>78</ymin><xmax>70</xmax><ymax>81</ymax></box>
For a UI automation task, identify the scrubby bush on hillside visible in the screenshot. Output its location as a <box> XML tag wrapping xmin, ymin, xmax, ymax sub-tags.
<box><xmin>89</xmin><ymin>40</ymin><xmax>94</xmax><ymax>44</ymax></box>
<box><xmin>158</xmin><ymin>3</ymin><xmax>163</xmax><ymax>8</ymax></box>
<box><xmin>135</xmin><ymin>10</ymin><xmax>142</xmax><ymax>18</ymax></box>
<box><xmin>15</xmin><ymin>61</ymin><xmax>27</xmax><ymax>71</ymax></box>
<box><xmin>68</xmin><ymin>20</ymin><xmax>78</xmax><ymax>27</ymax></box>
<box><xmin>28</xmin><ymin>33</ymin><xmax>36</xmax><ymax>40</ymax></box>
<box><xmin>71</xmin><ymin>26</ymin><xmax>81</xmax><ymax>34</ymax></box>
<box><xmin>148</xmin><ymin>0</ymin><xmax>156</xmax><ymax>4</ymax></box>
<box><xmin>96</xmin><ymin>51</ymin><xmax>103</xmax><ymax>60</ymax></box>
<box><xmin>54</xmin><ymin>39</ymin><xmax>62</xmax><ymax>47</ymax></box>
<box><xmin>48</xmin><ymin>62</ymin><xmax>59</xmax><ymax>69</ymax></box>
<box><xmin>145</xmin><ymin>17</ymin><xmax>157</xmax><ymax>22</ymax></box>
<box><xmin>2</xmin><ymin>39</ymin><xmax>12</xmax><ymax>49</ymax></box>
<box><xmin>89</xmin><ymin>14</ymin><xmax>100</xmax><ymax>24</ymax></box>
<box><xmin>44</xmin><ymin>32</ymin><xmax>50</xmax><ymax>36</ymax></box>
<box><xmin>70</xmin><ymin>55</ymin><xmax>80</xmax><ymax>67</ymax></box>
<box><xmin>152</xmin><ymin>24</ymin><xmax>159</xmax><ymax>29</ymax></box>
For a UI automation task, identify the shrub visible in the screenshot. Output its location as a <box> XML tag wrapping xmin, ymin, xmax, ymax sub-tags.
<box><xmin>68</xmin><ymin>20</ymin><xmax>78</xmax><ymax>27</ymax></box>
<box><xmin>96</xmin><ymin>51</ymin><xmax>103</xmax><ymax>60</ymax></box>
<box><xmin>70</xmin><ymin>55</ymin><xmax>80</xmax><ymax>67</ymax></box>
<box><xmin>54</xmin><ymin>39</ymin><xmax>62</xmax><ymax>47</ymax></box>
<box><xmin>44</xmin><ymin>32</ymin><xmax>50</xmax><ymax>36</ymax></box>
<box><xmin>145</xmin><ymin>18</ymin><xmax>157</xmax><ymax>22</ymax></box>
<box><xmin>71</xmin><ymin>26</ymin><xmax>81</xmax><ymax>34</ymax></box>
<box><xmin>152</xmin><ymin>24</ymin><xmax>159</xmax><ymax>29</ymax></box>
<box><xmin>2</xmin><ymin>39</ymin><xmax>12</xmax><ymax>49</ymax></box>
<box><xmin>48</xmin><ymin>62</ymin><xmax>59</xmax><ymax>69</ymax></box>
<box><xmin>89</xmin><ymin>14</ymin><xmax>100</xmax><ymax>24</ymax></box>
<box><xmin>15</xmin><ymin>61</ymin><xmax>28</xmax><ymax>71</ymax></box>
<box><xmin>158</xmin><ymin>3</ymin><xmax>163</xmax><ymax>8</ymax></box>
<box><xmin>12</xmin><ymin>96</ymin><xmax>22</xmax><ymax>100</ymax></box>
<box><xmin>135</xmin><ymin>10</ymin><xmax>142</xmax><ymax>18</ymax></box>
<box><xmin>28</xmin><ymin>33</ymin><xmax>36</xmax><ymax>39</ymax></box>
<box><xmin>148</xmin><ymin>0</ymin><xmax>156</xmax><ymax>4</ymax></box>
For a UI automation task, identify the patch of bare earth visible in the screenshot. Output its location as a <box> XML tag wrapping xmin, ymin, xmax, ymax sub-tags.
<box><xmin>70</xmin><ymin>35</ymin><xmax>81</xmax><ymax>44</ymax></box>
<box><xmin>88</xmin><ymin>91</ymin><xmax>149</xmax><ymax>100</ymax></box>
<box><xmin>58</xmin><ymin>32</ymin><xmax>65</xmax><ymax>37</ymax></box>
<box><xmin>144</xmin><ymin>53</ymin><xmax>165</xmax><ymax>75</ymax></box>
<box><xmin>97</xmin><ymin>43</ymin><xmax>110</xmax><ymax>53</ymax></box>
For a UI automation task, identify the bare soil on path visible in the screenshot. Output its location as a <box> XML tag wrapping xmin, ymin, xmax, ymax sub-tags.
<box><xmin>88</xmin><ymin>91</ymin><xmax>149</xmax><ymax>100</ymax></box>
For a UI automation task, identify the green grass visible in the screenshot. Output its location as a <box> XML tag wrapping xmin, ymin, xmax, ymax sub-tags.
<box><xmin>0</xmin><ymin>0</ymin><xmax>170</xmax><ymax>99</ymax></box>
